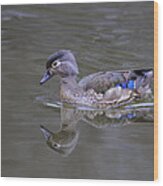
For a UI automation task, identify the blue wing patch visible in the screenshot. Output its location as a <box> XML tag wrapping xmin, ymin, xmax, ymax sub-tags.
<box><xmin>116</xmin><ymin>80</ymin><xmax>135</xmax><ymax>90</ymax></box>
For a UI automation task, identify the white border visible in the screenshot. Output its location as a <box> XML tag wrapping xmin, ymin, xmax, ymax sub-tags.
<box><xmin>1</xmin><ymin>0</ymin><xmax>162</xmax><ymax>186</ymax></box>
<box><xmin>0</xmin><ymin>0</ymin><xmax>157</xmax><ymax>5</ymax></box>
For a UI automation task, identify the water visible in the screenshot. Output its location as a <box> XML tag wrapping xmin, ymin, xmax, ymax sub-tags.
<box><xmin>1</xmin><ymin>2</ymin><xmax>154</xmax><ymax>180</ymax></box>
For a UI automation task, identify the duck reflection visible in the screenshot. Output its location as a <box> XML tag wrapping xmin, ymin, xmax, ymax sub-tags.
<box><xmin>40</xmin><ymin>104</ymin><xmax>153</xmax><ymax>157</ymax></box>
<box><xmin>40</xmin><ymin>106</ymin><xmax>81</xmax><ymax>156</ymax></box>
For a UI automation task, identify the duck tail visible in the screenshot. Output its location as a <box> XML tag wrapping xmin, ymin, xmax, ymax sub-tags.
<box><xmin>135</xmin><ymin>69</ymin><xmax>153</xmax><ymax>96</ymax></box>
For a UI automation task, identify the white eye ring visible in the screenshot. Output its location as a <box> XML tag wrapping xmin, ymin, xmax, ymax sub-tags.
<box><xmin>53</xmin><ymin>143</ymin><xmax>61</xmax><ymax>149</ymax></box>
<box><xmin>52</xmin><ymin>60</ymin><xmax>61</xmax><ymax>68</ymax></box>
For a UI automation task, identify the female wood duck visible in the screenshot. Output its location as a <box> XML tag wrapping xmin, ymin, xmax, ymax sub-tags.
<box><xmin>40</xmin><ymin>50</ymin><xmax>153</xmax><ymax>109</ymax></box>
<box><xmin>40</xmin><ymin>106</ymin><xmax>153</xmax><ymax>156</ymax></box>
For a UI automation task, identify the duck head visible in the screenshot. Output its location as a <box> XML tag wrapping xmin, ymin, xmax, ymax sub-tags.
<box><xmin>40</xmin><ymin>50</ymin><xmax>79</xmax><ymax>85</ymax></box>
<box><xmin>40</xmin><ymin>125</ymin><xmax>79</xmax><ymax>157</ymax></box>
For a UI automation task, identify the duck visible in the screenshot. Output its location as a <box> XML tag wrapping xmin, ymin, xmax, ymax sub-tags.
<box><xmin>40</xmin><ymin>107</ymin><xmax>153</xmax><ymax>157</ymax></box>
<box><xmin>40</xmin><ymin>50</ymin><xmax>153</xmax><ymax>109</ymax></box>
<box><xmin>40</xmin><ymin>106</ymin><xmax>153</xmax><ymax>156</ymax></box>
<box><xmin>40</xmin><ymin>107</ymin><xmax>81</xmax><ymax>156</ymax></box>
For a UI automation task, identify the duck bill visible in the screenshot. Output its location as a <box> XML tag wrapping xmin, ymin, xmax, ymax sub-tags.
<box><xmin>40</xmin><ymin>70</ymin><xmax>53</xmax><ymax>85</ymax></box>
<box><xmin>40</xmin><ymin>125</ymin><xmax>53</xmax><ymax>140</ymax></box>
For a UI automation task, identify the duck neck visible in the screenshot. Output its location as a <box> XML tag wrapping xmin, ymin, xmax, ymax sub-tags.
<box><xmin>60</xmin><ymin>75</ymin><xmax>83</xmax><ymax>101</ymax></box>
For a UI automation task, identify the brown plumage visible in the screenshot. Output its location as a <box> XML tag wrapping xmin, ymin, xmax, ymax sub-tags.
<box><xmin>40</xmin><ymin>50</ymin><xmax>153</xmax><ymax>109</ymax></box>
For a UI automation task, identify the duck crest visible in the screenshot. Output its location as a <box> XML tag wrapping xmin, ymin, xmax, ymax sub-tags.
<box><xmin>40</xmin><ymin>50</ymin><xmax>153</xmax><ymax>109</ymax></box>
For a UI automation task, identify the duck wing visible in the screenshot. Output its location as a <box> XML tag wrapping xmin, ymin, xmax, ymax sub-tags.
<box><xmin>79</xmin><ymin>71</ymin><xmax>125</xmax><ymax>93</ymax></box>
<box><xmin>78</xmin><ymin>69</ymin><xmax>153</xmax><ymax>95</ymax></box>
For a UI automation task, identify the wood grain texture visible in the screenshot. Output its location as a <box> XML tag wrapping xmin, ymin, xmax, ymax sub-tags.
<box><xmin>154</xmin><ymin>1</ymin><xmax>158</xmax><ymax>181</ymax></box>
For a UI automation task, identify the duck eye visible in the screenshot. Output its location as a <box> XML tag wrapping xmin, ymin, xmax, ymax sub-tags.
<box><xmin>53</xmin><ymin>143</ymin><xmax>60</xmax><ymax>148</ymax></box>
<box><xmin>51</xmin><ymin>60</ymin><xmax>61</xmax><ymax>68</ymax></box>
<box><xmin>53</xmin><ymin>143</ymin><xmax>58</xmax><ymax>147</ymax></box>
